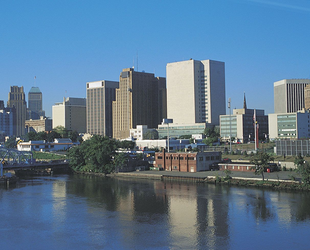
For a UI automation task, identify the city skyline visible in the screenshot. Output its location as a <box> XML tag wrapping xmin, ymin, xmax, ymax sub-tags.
<box><xmin>1</xmin><ymin>0</ymin><xmax>310</xmax><ymax>117</ymax></box>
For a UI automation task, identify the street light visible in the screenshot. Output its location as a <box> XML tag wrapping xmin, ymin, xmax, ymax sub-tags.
<box><xmin>162</xmin><ymin>119</ymin><xmax>173</xmax><ymax>152</ymax></box>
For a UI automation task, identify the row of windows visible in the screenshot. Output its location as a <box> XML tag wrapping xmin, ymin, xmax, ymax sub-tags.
<box><xmin>157</xmin><ymin>155</ymin><xmax>220</xmax><ymax>161</ymax></box>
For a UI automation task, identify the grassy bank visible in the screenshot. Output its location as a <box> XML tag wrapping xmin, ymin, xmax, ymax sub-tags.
<box><xmin>32</xmin><ymin>151</ymin><xmax>67</xmax><ymax>161</ymax></box>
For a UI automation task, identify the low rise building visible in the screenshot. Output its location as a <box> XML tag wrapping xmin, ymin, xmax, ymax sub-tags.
<box><xmin>25</xmin><ymin>116</ymin><xmax>52</xmax><ymax>133</ymax></box>
<box><xmin>17</xmin><ymin>138</ymin><xmax>78</xmax><ymax>152</ymax></box>
<box><xmin>268</xmin><ymin>111</ymin><xmax>310</xmax><ymax>140</ymax></box>
<box><xmin>157</xmin><ymin>123</ymin><xmax>206</xmax><ymax>139</ymax></box>
<box><xmin>135</xmin><ymin>139</ymin><xmax>190</xmax><ymax>151</ymax></box>
<box><xmin>220</xmin><ymin>108</ymin><xmax>268</xmax><ymax>143</ymax></box>
<box><xmin>130</xmin><ymin>125</ymin><xmax>158</xmax><ymax>140</ymax></box>
<box><xmin>154</xmin><ymin>150</ymin><xmax>221</xmax><ymax>172</ymax></box>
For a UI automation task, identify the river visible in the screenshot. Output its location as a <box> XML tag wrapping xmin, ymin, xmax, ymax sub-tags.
<box><xmin>1</xmin><ymin>174</ymin><xmax>310</xmax><ymax>250</ymax></box>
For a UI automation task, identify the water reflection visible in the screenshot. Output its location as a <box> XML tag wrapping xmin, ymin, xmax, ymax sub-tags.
<box><xmin>2</xmin><ymin>175</ymin><xmax>310</xmax><ymax>249</ymax></box>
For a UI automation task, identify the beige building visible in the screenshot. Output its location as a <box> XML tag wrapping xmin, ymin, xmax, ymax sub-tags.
<box><xmin>25</xmin><ymin>116</ymin><xmax>52</xmax><ymax>133</ymax></box>
<box><xmin>274</xmin><ymin>79</ymin><xmax>310</xmax><ymax>113</ymax></box>
<box><xmin>166</xmin><ymin>59</ymin><xmax>225</xmax><ymax>125</ymax></box>
<box><xmin>7</xmin><ymin>86</ymin><xmax>27</xmax><ymax>136</ymax></box>
<box><xmin>112</xmin><ymin>68</ymin><xmax>166</xmax><ymax>139</ymax></box>
<box><xmin>52</xmin><ymin>97</ymin><xmax>86</xmax><ymax>133</ymax></box>
<box><xmin>86</xmin><ymin>80</ymin><xmax>119</xmax><ymax>137</ymax></box>
<box><xmin>304</xmin><ymin>84</ymin><xmax>310</xmax><ymax>110</ymax></box>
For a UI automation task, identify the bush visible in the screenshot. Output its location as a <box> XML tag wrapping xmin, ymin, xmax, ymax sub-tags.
<box><xmin>283</xmin><ymin>166</ymin><xmax>287</xmax><ymax>171</ymax></box>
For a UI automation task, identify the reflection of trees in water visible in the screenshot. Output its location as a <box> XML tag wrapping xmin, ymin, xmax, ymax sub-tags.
<box><xmin>66</xmin><ymin>175</ymin><xmax>168</xmax><ymax>214</ymax></box>
<box><xmin>67</xmin><ymin>175</ymin><xmax>130</xmax><ymax>211</ymax></box>
<box><xmin>294</xmin><ymin>193</ymin><xmax>310</xmax><ymax>222</ymax></box>
<box><xmin>248</xmin><ymin>190</ymin><xmax>275</xmax><ymax>221</ymax></box>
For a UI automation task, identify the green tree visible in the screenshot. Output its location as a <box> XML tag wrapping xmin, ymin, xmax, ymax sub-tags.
<box><xmin>53</xmin><ymin>126</ymin><xmax>68</xmax><ymax>138</ymax></box>
<box><xmin>4</xmin><ymin>137</ymin><xmax>17</xmax><ymax>148</ymax></box>
<box><xmin>68</xmin><ymin>135</ymin><xmax>119</xmax><ymax>176</ymax></box>
<box><xmin>118</xmin><ymin>140</ymin><xmax>135</xmax><ymax>150</ymax></box>
<box><xmin>143</xmin><ymin>130</ymin><xmax>159</xmax><ymax>139</ymax></box>
<box><xmin>294</xmin><ymin>154</ymin><xmax>310</xmax><ymax>185</ymax></box>
<box><xmin>46</xmin><ymin>130</ymin><xmax>61</xmax><ymax>142</ymax></box>
<box><xmin>203</xmin><ymin>126</ymin><xmax>220</xmax><ymax>146</ymax></box>
<box><xmin>68</xmin><ymin>130</ymin><xmax>80</xmax><ymax>142</ymax></box>
<box><xmin>113</xmin><ymin>153</ymin><xmax>128</xmax><ymax>172</ymax></box>
<box><xmin>250</xmin><ymin>152</ymin><xmax>274</xmax><ymax>181</ymax></box>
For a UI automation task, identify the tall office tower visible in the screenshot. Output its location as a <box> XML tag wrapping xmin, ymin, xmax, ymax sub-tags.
<box><xmin>7</xmin><ymin>86</ymin><xmax>27</xmax><ymax>136</ymax></box>
<box><xmin>112</xmin><ymin>68</ymin><xmax>167</xmax><ymax>139</ymax></box>
<box><xmin>274</xmin><ymin>79</ymin><xmax>310</xmax><ymax>113</ymax></box>
<box><xmin>166</xmin><ymin>59</ymin><xmax>225</xmax><ymax>125</ymax></box>
<box><xmin>27</xmin><ymin>86</ymin><xmax>45</xmax><ymax>119</ymax></box>
<box><xmin>86</xmin><ymin>80</ymin><xmax>119</xmax><ymax>137</ymax></box>
<box><xmin>52</xmin><ymin>97</ymin><xmax>86</xmax><ymax>133</ymax></box>
<box><xmin>0</xmin><ymin>101</ymin><xmax>15</xmax><ymax>140</ymax></box>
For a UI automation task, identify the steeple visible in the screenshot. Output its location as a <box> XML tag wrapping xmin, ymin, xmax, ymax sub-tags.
<box><xmin>243</xmin><ymin>92</ymin><xmax>247</xmax><ymax>110</ymax></box>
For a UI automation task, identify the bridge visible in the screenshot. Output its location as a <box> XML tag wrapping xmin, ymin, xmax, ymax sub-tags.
<box><xmin>0</xmin><ymin>148</ymin><xmax>70</xmax><ymax>176</ymax></box>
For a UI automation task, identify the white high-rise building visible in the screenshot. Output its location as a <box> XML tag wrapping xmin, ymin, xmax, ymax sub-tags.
<box><xmin>274</xmin><ymin>79</ymin><xmax>310</xmax><ymax>113</ymax></box>
<box><xmin>166</xmin><ymin>59</ymin><xmax>225</xmax><ymax>125</ymax></box>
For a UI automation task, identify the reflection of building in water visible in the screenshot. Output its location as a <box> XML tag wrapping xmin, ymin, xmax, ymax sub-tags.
<box><xmin>52</xmin><ymin>179</ymin><xmax>67</xmax><ymax>229</ymax></box>
<box><xmin>154</xmin><ymin>181</ymin><xmax>230</xmax><ymax>249</ymax></box>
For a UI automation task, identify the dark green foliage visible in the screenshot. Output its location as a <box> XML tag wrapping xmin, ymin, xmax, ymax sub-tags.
<box><xmin>203</xmin><ymin>126</ymin><xmax>220</xmax><ymax>146</ymax></box>
<box><xmin>68</xmin><ymin>135</ymin><xmax>120</xmax><ymax>175</ymax></box>
<box><xmin>118</xmin><ymin>140</ymin><xmax>135</xmax><ymax>150</ymax></box>
<box><xmin>4</xmin><ymin>136</ymin><xmax>17</xmax><ymax>148</ymax></box>
<box><xmin>250</xmin><ymin>152</ymin><xmax>274</xmax><ymax>181</ymax></box>
<box><xmin>294</xmin><ymin>155</ymin><xmax>310</xmax><ymax>186</ymax></box>
<box><xmin>143</xmin><ymin>130</ymin><xmax>159</xmax><ymax>139</ymax></box>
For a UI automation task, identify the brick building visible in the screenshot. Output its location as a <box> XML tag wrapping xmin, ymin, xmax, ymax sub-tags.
<box><xmin>154</xmin><ymin>150</ymin><xmax>221</xmax><ymax>172</ymax></box>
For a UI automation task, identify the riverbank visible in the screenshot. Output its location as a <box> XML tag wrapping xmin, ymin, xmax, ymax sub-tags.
<box><xmin>112</xmin><ymin>169</ymin><xmax>309</xmax><ymax>191</ymax></box>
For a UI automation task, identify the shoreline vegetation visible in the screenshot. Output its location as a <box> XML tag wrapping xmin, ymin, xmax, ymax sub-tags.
<box><xmin>28</xmin><ymin>140</ymin><xmax>310</xmax><ymax>191</ymax></box>
<box><xmin>71</xmin><ymin>170</ymin><xmax>310</xmax><ymax>192</ymax></box>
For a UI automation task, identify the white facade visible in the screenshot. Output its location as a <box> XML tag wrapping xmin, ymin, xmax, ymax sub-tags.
<box><xmin>129</xmin><ymin>125</ymin><xmax>157</xmax><ymax>140</ymax></box>
<box><xmin>17</xmin><ymin>138</ymin><xmax>78</xmax><ymax>152</ymax></box>
<box><xmin>135</xmin><ymin>139</ymin><xmax>190</xmax><ymax>151</ymax></box>
<box><xmin>268</xmin><ymin>111</ymin><xmax>310</xmax><ymax>140</ymax></box>
<box><xmin>52</xmin><ymin>97</ymin><xmax>86</xmax><ymax>133</ymax></box>
<box><xmin>274</xmin><ymin>79</ymin><xmax>310</xmax><ymax>113</ymax></box>
<box><xmin>166</xmin><ymin>59</ymin><xmax>225</xmax><ymax>125</ymax></box>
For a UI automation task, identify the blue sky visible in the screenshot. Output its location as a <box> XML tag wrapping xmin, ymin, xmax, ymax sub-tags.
<box><xmin>1</xmin><ymin>0</ymin><xmax>310</xmax><ymax>118</ymax></box>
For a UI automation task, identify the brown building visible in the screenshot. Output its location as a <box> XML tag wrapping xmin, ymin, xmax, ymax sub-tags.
<box><xmin>154</xmin><ymin>150</ymin><xmax>221</xmax><ymax>172</ymax></box>
<box><xmin>218</xmin><ymin>162</ymin><xmax>255</xmax><ymax>172</ymax></box>
<box><xmin>86</xmin><ymin>80</ymin><xmax>119</xmax><ymax>137</ymax></box>
<box><xmin>112</xmin><ymin>68</ymin><xmax>166</xmax><ymax>139</ymax></box>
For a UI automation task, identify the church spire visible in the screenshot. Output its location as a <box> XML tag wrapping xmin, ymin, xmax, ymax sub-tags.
<box><xmin>243</xmin><ymin>92</ymin><xmax>247</xmax><ymax>110</ymax></box>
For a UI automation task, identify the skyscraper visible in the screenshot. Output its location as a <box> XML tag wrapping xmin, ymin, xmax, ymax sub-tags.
<box><xmin>0</xmin><ymin>101</ymin><xmax>15</xmax><ymax>140</ymax></box>
<box><xmin>166</xmin><ymin>59</ymin><xmax>225</xmax><ymax>125</ymax></box>
<box><xmin>274</xmin><ymin>79</ymin><xmax>310</xmax><ymax>113</ymax></box>
<box><xmin>86</xmin><ymin>80</ymin><xmax>119</xmax><ymax>137</ymax></box>
<box><xmin>7</xmin><ymin>86</ymin><xmax>27</xmax><ymax>136</ymax></box>
<box><xmin>28</xmin><ymin>86</ymin><xmax>45</xmax><ymax>119</ymax></box>
<box><xmin>52</xmin><ymin>97</ymin><xmax>86</xmax><ymax>133</ymax></box>
<box><xmin>112</xmin><ymin>68</ymin><xmax>166</xmax><ymax>139</ymax></box>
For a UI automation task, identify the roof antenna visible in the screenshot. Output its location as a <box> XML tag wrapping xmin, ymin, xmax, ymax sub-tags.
<box><xmin>34</xmin><ymin>76</ymin><xmax>36</xmax><ymax>87</ymax></box>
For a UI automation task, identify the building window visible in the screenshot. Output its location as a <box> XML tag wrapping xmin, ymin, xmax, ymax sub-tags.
<box><xmin>199</xmin><ymin>157</ymin><xmax>203</xmax><ymax>161</ymax></box>
<box><xmin>157</xmin><ymin>156</ymin><xmax>162</xmax><ymax>159</ymax></box>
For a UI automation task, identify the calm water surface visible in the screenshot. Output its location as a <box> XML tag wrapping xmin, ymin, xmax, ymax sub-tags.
<box><xmin>1</xmin><ymin>175</ymin><xmax>310</xmax><ymax>250</ymax></box>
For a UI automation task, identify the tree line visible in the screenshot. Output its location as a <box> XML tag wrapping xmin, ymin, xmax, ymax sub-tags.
<box><xmin>68</xmin><ymin>135</ymin><xmax>135</xmax><ymax>175</ymax></box>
